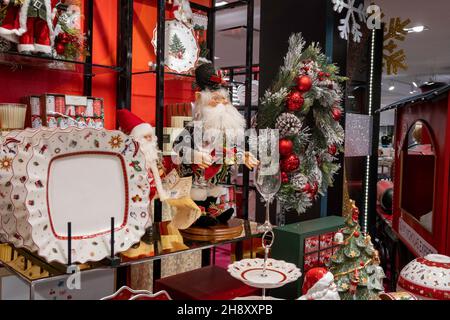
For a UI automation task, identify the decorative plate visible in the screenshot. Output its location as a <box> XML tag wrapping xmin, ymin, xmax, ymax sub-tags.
<box><xmin>152</xmin><ymin>19</ymin><xmax>199</xmax><ymax>74</ymax></box>
<box><xmin>397</xmin><ymin>254</ymin><xmax>450</xmax><ymax>300</ymax></box>
<box><xmin>24</xmin><ymin>128</ymin><xmax>150</xmax><ymax>264</ymax></box>
<box><xmin>129</xmin><ymin>291</ymin><xmax>172</xmax><ymax>300</ymax></box>
<box><xmin>100</xmin><ymin>286</ymin><xmax>153</xmax><ymax>300</ymax></box>
<box><xmin>237</xmin><ymin>80</ymin><xmax>259</xmax><ymax>106</ymax></box>
<box><xmin>10</xmin><ymin>127</ymin><xmax>79</xmax><ymax>251</ymax></box>
<box><xmin>228</xmin><ymin>258</ymin><xmax>301</xmax><ymax>289</ymax></box>
<box><xmin>0</xmin><ymin>128</ymin><xmax>55</xmax><ymax>244</ymax></box>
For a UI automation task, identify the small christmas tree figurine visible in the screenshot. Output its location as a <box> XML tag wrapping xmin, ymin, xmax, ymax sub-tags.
<box><xmin>169</xmin><ymin>33</ymin><xmax>186</xmax><ymax>59</ymax></box>
<box><xmin>326</xmin><ymin>200</ymin><xmax>385</xmax><ymax>300</ymax></box>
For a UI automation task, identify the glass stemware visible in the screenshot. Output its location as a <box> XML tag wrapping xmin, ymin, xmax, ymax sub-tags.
<box><xmin>255</xmin><ymin>164</ymin><xmax>281</xmax><ymax>233</ymax></box>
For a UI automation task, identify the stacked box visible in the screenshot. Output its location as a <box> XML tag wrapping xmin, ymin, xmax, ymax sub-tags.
<box><xmin>24</xmin><ymin>94</ymin><xmax>105</xmax><ymax>130</ymax></box>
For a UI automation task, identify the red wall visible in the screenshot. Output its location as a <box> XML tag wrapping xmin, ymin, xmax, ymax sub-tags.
<box><xmin>0</xmin><ymin>0</ymin><xmax>210</xmax><ymax>129</ymax></box>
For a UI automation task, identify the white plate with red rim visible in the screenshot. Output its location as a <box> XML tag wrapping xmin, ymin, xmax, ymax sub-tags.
<box><xmin>24</xmin><ymin>128</ymin><xmax>150</xmax><ymax>264</ymax></box>
<box><xmin>227</xmin><ymin>258</ymin><xmax>302</xmax><ymax>289</ymax></box>
<box><xmin>9</xmin><ymin>127</ymin><xmax>82</xmax><ymax>251</ymax></box>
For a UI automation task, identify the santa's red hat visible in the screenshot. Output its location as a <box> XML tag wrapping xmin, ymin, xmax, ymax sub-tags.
<box><xmin>302</xmin><ymin>267</ymin><xmax>334</xmax><ymax>295</ymax></box>
<box><xmin>117</xmin><ymin>109</ymin><xmax>154</xmax><ymax>138</ymax></box>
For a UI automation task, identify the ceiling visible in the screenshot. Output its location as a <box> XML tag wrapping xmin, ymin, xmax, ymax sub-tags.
<box><xmin>373</xmin><ymin>0</ymin><xmax>450</xmax><ymax>107</ymax></box>
<box><xmin>213</xmin><ymin>0</ymin><xmax>450</xmax><ymax>108</ymax></box>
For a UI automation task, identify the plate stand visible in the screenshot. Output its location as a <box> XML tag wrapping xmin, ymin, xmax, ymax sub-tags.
<box><xmin>180</xmin><ymin>219</ymin><xmax>244</xmax><ymax>242</ymax></box>
<box><xmin>105</xmin><ymin>217</ymin><xmax>121</xmax><ymax>267</ymax></box>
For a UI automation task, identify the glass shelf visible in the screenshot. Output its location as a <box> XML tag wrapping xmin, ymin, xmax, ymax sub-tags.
<box><xmin>0</xmin><ymin>218</ymin><xmax>262</xmax><ymax>283</ymax></box>
<box><xmin>0</xmin><ymin>51</ymin><xmax>121</xmax><ymax>75</ymax></box>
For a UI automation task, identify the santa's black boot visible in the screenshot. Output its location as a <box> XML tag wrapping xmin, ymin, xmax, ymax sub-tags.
<box><xmin>216</xmin><ymin>208</ymin><xmax>235</xmax><ymax>224</ymax></box>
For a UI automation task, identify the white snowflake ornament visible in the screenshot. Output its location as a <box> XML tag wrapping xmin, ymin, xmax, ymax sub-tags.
<box><xmin>332</xmin><ymin>0</ymin><xmax>367</xmax><ymax>43</ymax></box>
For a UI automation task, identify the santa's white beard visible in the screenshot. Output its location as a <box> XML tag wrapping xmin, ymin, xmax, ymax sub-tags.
<box><xmin>136</xmin><ymin>137</ymin><xmax>168</xmax><ymax>201</ymax></box>
<box><xmin>137</xmin><ymin>137</ymin><xmax>159</xmax><ymax>168</ymax></box>
<box><xmin>299</xmin><ymin>283</ymin><xmax>341</xmax><ymax>300</ymax></box>
<box><xmin>200</xmin><ymin>103</ymin><xmax>245</xmax><ymax>131</ymax></box>
<box><xmin>198</xmin><ymin>103</ymin><xmax>246</xmax><ymax>144</ymax></box>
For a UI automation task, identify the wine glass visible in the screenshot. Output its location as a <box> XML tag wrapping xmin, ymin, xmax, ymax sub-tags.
<box><xmin>255</xmin><ymin>163</ymin><xmax>281</xmax><ymax>233</ymax></box>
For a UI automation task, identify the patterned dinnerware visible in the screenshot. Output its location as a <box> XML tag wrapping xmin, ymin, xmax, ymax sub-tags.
<box><xmin>22</xmin><ymin>128</ymin><xmax>150</xmax><ymax>264</ymax></box>
<box><xmin>10</xmin><ymin>127</ymin><xmax>78</xmax><ymax>251</ymax></box>
<box><xmin>228</xmin><ymin>258</ymin><xmax>302</xmax><ymax>289</ymax></box>
<box><xmin>397</xmin><ymin>254</ymin><xmax>450</xmax><ymax>300</ymax></box>
<box><xmin>0</xmin><ymin>128</ymin><xmax>58</xmax><ymax>245</ymax></box>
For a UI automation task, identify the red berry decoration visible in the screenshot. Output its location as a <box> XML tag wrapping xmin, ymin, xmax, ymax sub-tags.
<box><xmin>328</xmin><ymin>144</ymin><xmax>337</xmax><ymax>155</ymax></box>
<box><xmin>279</xmin><ymin>138</ymin><xmax>294</xmax><ymax>157</ymax></box>
<box><xmin>55</xmin><ymin>43</ymin><xmax>65</xmax><ymax>55</ymax></box>
<box><xmin>281</xmin><ymin>172</ymin><xmax>289</xmax><ymax>184</ymax></box>
<box><xmin>286</xmin><ymin>91</ymin><xmax>304</xmax><ymax>111</ymax></box>
<box><xmin>360</xmin><ymin>261</ymin><xmax>365</xmax><ymax>267</ymax></box>
<box><xmin>331</xmin><ymin>107</ymin><xmax>342</xmax><ymax>121</ymax></box>
<box><xmin>296</xmin><ymin>75</ymin><xmax>313</xmax><ymax>92</ymax></box>
<box><xmin>354</xmin><ymin>231</ymin><xmax>360</xmax><ymax>238</ymax></box>
<box><xmin>281</xmin><ymin>154</ymin><xmax>300</xmax><ymax>172</ymax></box>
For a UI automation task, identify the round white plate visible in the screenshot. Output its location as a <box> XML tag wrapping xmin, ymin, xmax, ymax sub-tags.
<box><xmin>152</xmin><ymin>19</ymin><xmax>199</xmax><ymax>74</ymax></box>
<box><xmin>228</xmin><ymin>258</ymin><xmax>301</xmax><ymax>289</ymax></box>
<box><xmin>24</xmin><ymin>128</ymin><xmax>150</xmax><ymax>264</ymax></box>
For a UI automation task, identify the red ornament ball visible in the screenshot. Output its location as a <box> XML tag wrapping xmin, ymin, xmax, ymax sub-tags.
<box><xmin>360</xmin><ymin>261</ymin><xmax>365</xmax><ymax>267</ymax></box>
<box><xmin>286</xmin><ymin>91</ymin><xmax>304</xmax><ymax>111</ymax></box>
<box><xmin>281</xmin><ymin>154</ymin><xmax>300</xmax><ymax>173</ymax></box>
<box><xmin>281</xmin><ymin>172</ymin><xmax>289</xmax><ymax>184</ymax></box>
<box><xmin>59</xmin><ymin>32</ymin><xmax>70</xmax><ymax>44</ymax></box>
<box><xmin>331</xmin><ymin>107</ymin><xmax>342</xmax><ymax>121</ymax></box>
<box><xmin>279</xmin><ymin>139</ymin><xmax>294</xmax><ymax>157</ymax></box>
<box><xmin>311</xmin><ymin>181</ymin><xmax>319</xmax><ymax>195</ymax></box>
<box><xmin>55</xmin><ymin>43</ymin><xmax>65</xmax><ymax>55</ymax></box>
<box><xmin>328</xmin><ymin>144</ymin><xmax>337</xmax><ymax>155</ymax></box>
<box><xmin>297</xmin><ymin>75</ymin><xmax>313</xmax><ymax>92</ymax></box>
<box><xmin>354</xmin><ymin>231</ymin><xmax>360</xmax><ymax>238</ymax></box>
<box><xmin>303</xmin><ymin>182</ymin><xmax>312</xmax><ymax>193</ymax></box>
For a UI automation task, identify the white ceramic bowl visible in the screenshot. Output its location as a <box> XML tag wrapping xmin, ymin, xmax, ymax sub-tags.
<box><xmin>397</xmin><ymin>254</ymin><xmax>450</xmax><ymax>300</ymax></box>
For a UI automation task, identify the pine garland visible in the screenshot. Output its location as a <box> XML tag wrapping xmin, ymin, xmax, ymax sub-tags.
<box><xmin>257</xmin><ymin>33</ymin><xmax>346</xmax><ymax>214</ymax></box>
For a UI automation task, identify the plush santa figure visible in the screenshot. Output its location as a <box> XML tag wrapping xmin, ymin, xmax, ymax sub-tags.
<box><xmin>117</xmin><ymin>109</ymin><xmax>202</xmax><ymax>229</ymax></box>
<box><xmin>0</xmin><ymin>0</ymin><xmax>58</xmax><ymax>56</ymax></box>
<box><xmin>173</xmin><ymin>63</ymin><xmax>259</xmax><ymax>227</ymax></box>
<box><xmin>298</xmin><ymin>267</ymin><xmax>340</xmax><ymax>300</ymax></box>
<box><xmin>117</xmin><ymin>109</ymin><xmax>169</xmax><ymax>202</ymax></box>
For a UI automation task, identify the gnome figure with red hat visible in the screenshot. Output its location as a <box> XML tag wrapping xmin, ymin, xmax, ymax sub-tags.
<box><xmin>173</xmin><ymin>62</ymin><xmax>259</xmax><ymax>227</ymax></box>
<box><xmin>298</xmin><ymin>267</ymin><xmax>340</xmax><ymax>300</ymax></box>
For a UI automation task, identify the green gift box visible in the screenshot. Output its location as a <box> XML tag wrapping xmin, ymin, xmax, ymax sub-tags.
<box><xmin>270</xmin><ymin>215</ymin><xmax>345</xmax><ymax>299</ymax></box>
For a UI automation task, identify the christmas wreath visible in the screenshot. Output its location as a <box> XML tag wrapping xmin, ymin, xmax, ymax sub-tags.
<box><xmin>257</xmin><ymin>33</ymin><xmax>346</xmax><ymax>213</ymax></box>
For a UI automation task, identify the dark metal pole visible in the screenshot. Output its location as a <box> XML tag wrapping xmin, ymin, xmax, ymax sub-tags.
<box><xmin>207</xmin><ymin>1</ymin><xmax>216</xmax><ymax>62</ymax></box>
<box><xmin>116</xmin><ymin>0</ymin><xmax>134</xmax><ymax>110</ymax></box>
<box><xmin>83</xmin><ymin>0</ymin><xmax>94</xmax><ymax>96</ymax></box>
<box><xmin>154</xmin><ymin>0</ymin><xmax>165</xmax><ymax>224</ymax></box>
<box><xmin>242</xmin><ymin>0</ymin><xmax>254</xmax><ymax>220</ymax></box>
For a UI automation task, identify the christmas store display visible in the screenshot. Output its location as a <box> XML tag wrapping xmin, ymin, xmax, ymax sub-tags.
<box><xmin>172</xmin><ymin>62</ymin><xmax>258</xmax><ymax>229</ymax></box>
<box><xmin>257</xmin><ymin>33</ymin><xmax>345</xmax><ymax>214</ymax></box>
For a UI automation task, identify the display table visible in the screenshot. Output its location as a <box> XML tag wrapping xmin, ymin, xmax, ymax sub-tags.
<box><xmin>155</xmin><ymin>265</ymin><xmax>261</xmax><ymax>300</ymax></box>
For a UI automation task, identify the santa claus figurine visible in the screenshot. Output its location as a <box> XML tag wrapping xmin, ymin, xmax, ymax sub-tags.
<box><xmin>117</xmin><ymin>109</ymin><xmax>202</xmax><ymax>229</ymax></box>
<box><xmin>173</xmin><ymin>63</ymin><xmax>259</xmax><ymax>227</ymax></box>
<box><xmin>298</xmin><ymin>267</ymin><xmax>340</xmax><ymax>300</ymax></box>
<box><xmin>117</xmin><ymin>109</ymin><xmax>169</xmax><ymax>202</ymax></box>
<box><xmin>0</xmin><ymin>0</ymin><xmax>58</xmax><ymax>56</ymax></box>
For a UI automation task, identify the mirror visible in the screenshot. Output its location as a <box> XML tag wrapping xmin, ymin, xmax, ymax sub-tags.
<box><xmin>400</xmin><ymin>121</ymin><xmax>436</xmax><ymax>233</ymax></box>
